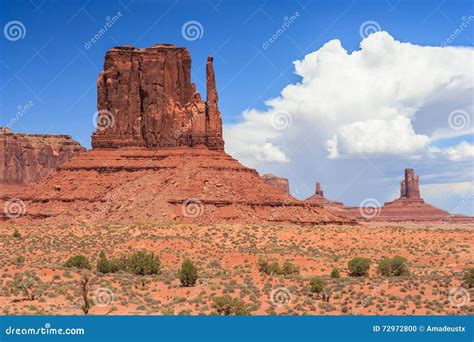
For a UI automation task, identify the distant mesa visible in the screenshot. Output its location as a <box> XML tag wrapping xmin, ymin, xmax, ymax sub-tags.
<box><xmin>261</xmin><ymin>174</ymin><xmax>290</xmax><ymax>193</ymax></box>
<box><xmin>0</xmin><ymin>128</ymin><xmax>84</xmax><ymax>195</ymax></box>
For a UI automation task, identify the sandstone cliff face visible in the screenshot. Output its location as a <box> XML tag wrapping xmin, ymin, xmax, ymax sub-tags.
<box><xmin>91</xmin><ymin>44</ymin><xmax>224</xmax><ymax>150</ymax></box>
<box><xmin>0</xmin><ymin>128</ymin><xmax>85</xmax><ymax>184</ymax></box>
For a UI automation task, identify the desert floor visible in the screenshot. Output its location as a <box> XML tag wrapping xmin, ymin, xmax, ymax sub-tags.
<box><xmin>0</xmin><ymin>222</ymin><xmax>472</xmax><ymax>315</ymax></box>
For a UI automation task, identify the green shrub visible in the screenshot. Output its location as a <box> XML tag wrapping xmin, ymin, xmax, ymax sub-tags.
<box><xmin>330</xmin><ymin>268</ymin><xmax>340</xmax><ymax>279</ymax></box>
<box><xmin>64</xmin><ymin>255</ymin><xmax>91</xmax><ymax>270</ymax></box>
<box><xmin>378</xmin><ymin>256</ymin><xmax>409</xmax><ymax>277</ymax></box>
<box><xmin>212</xmin><ymin>295</ymin><xmax>251</xmax><ymax>315</ymax></box>
<box><xmin>310</xmin><ymin>277</ymin><xmax>325</xmax><ymax>294</ymax></box>
<box><xmin>463</xmin><ymin>268</ymin><xmax>474</xmax><ymax>288</ymax></box>
<box><xmin>258</xmin><ymin>258</ymin><xmax>298</xmax><ymax>276</ymax></box>
<box><xmin>127</xmin><ymin>251</ymin><xmax>160</xmax><ymax>275</ymax></box>
<box><xmin>179</xmin><ymin>259</ymin><xmax>198</xmax><ymax>287</ymax></box>
<box><xmin>13</xmin><ymin>228</ymin><xmax>21</xmax><ymax>239</ymax></box>
<box><xmin>281</xmin><ymin>260</ymin><xmax>299</xmax><ymax>275</ymax></box>
<box><xmin>97</xmin><ymin>251</ymin><xmax>110</xmax><ymax>273</ymax></box>
<box><xmin>348</xmin><ymin>257</ymin><xmax>370</xmax><ymax>277</ymax></box>
<box><xmin>16</xmin><ymin>256</ymin><xmax>25</xmax><ymax>264</ymax></box>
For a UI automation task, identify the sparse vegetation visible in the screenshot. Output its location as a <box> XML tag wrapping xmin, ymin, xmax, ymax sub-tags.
<box><xmin>463</xmin><ymin>268</ymin><xmax>474</xmax><ymax>288</ymax></box>
<box><xmin>127</xmin><ymin>251</ymin><xmax>160</xmax><ymax>276</ymax></box>
<box><xmin>212</xmin><ymin>295</ymin><xmax>251</xmax><ymax>315</ymax></box>
<box><xmin>330</xmin><ymin>268</ymin><xmax>340</xmax><ymax>279</ymax></box>
<box><xmin>13</xmin><ymin>228</ymin><xmax>21</xmax><ymax>239</ymax></box>
<box><xmin>258</xmin><ymin>258</ymin><xmax>298</xmax><ymax>276</ymax></box>
<box><xmin>378</xmin><ymin>256</ymin><xmax>410</xmax><ymax>277</ymax></box>
<box><xmin>64</xmin><ymin>255</ymin><xmax>91</xmax><ymax>270</ymax></box>
<box><xmin>310</xmin><ymin>277</ymin><xmax>325</xmax><ymax>295</ymax></box>
<box><xmin>348</xmin><ymin>257</ymin><xmax>371</xmax><ymax>277</ymax></box>
<box><xmin>179</xmin><ymin>259</ymin><xmax>198</xmax><ymax>287</ymax></box>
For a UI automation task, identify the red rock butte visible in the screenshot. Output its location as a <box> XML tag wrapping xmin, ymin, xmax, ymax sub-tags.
<box><xmin>0</xmin><ymin>45</ymin><xmax>354</xmax><ymax>226</ymax></box>
<box><xmin>91</xmin><ymin>44</ymin><xmax>224</xmax><ymax>150</ymax></box>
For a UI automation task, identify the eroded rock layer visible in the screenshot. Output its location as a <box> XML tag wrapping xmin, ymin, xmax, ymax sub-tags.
<box><xmin>91</xmin><ymin>45</ymin><xmax>224</xmax><ymax>150</ymax></box>
<box><xmin>0</xmin><ymin>128</ymin><xmax>84</xmax><ymax>186</ymax></box>
<box><xmin>0</xmin><ymin>147</ymin><xmax>355</xmax><ymax>225</ymax></box>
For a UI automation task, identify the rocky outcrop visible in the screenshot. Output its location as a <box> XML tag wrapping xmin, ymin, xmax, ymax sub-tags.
<box><xmin>91</xmin><ymin>44</ymin><xmax>224</xmax><ymax>150</ymax></box>
<box><xmin>400</xmin><ymin>168</ymin><xmax>421</xmax><ymax>199</ymax></box>
<box><xmin>0</xmin><ymin>128</ymin><xmax>84</xmax><ymax>184</ymax></box>
<box><xmin>305</xmin><ymin>181</ymin><xmax>344</xmax><ymax>207</ymax></box>
<box><xmin>342</xmin><ymin>168</ymin><xmax>473</xmax><ymax>222</ymax></box>
<box><xmin>261</xmin><ymin>174</ymin><xmax>289</xmax><ymax>193</ymax></box>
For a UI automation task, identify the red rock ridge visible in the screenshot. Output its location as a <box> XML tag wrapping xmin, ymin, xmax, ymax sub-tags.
<box><xmin>0</xmin><ymin>128</ymin><xmax>85</xmax><ymax>186</ymax></box>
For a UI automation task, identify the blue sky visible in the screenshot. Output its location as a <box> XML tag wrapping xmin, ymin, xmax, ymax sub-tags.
<box><xmin>1</xmin><ymin>0</ymin><xmax>473</xmax><ymax>215</ymax></box>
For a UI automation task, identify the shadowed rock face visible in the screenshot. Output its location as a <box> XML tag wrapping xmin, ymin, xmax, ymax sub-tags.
<box><xmin>0</xmin><ymin>128</ymin><xmax>85</xmax><ymax>185</ymax></box>
<box><xmin>91</xmin><ymin>44</ymin><xmax>224</xmax><ymax>150</ymax></box>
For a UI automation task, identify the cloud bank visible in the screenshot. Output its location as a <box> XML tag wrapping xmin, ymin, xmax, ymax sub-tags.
<box><xmin>224</xmin><ymin>31</ymin><xmax>474</xmax><ymax>215</ymax></box>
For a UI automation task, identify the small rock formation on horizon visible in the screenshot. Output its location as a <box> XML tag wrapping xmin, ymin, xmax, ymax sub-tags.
<box><xmin>261</xmin><ymin>174</ymin><xmax>290</xmax><ymax>193</ymax></box>
<box><xmin>305</xmin><ymin>181</ymin><xmax>344</xmax><ymax>207</ymax></box>
<box><xmin>0</xmin><ymin>128</ymin><xmax>84</xmax><ymax>188</ymax></box>
<box><xmin>91</xmin><ymin>45</ymin><xmax>224</xmax><ymax>150</ymax></box>
<box><xmin>399</xmin><ymin>168</ymin><xmax>421</xmax><ymax>200</ymax></box>
<box><xmin>342</xmin><ymin>168</ymin><xmax>473</xmax><ymax>222</ymax></box>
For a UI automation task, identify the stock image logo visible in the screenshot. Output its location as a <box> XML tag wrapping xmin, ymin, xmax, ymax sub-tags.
<box><xmin>92</xmin><ymin>287</ymin><xmax>115</xmax><ymax>307</ymax></box>
<box><xmin>270</xmin><ymin>110</ymin><xmax>292</xmax><ymax>130</ymax></box>
<box><xmin>270</xmin><ymin>287</ymin><xmax>292</xmax><ymax>307</ymax></box>
<box><xmin>181</xmin><ymin>20</ymin><xmax>204</xmax><ymax>41</ymax></box>
<box><xmin>4</xmin><ymin>198</ymin><xmax>26</xmax><ymax>219</ymax></box>
<box><xmin>359</xmin><ymin>198</ymin><xmax>381</xmax><ymax>219</ymax></box>
<box><xmin>181</xmin><ymin>198</ymin><xmax>204</xmax><ymax>218</ymax></box>
<box><xmin>448</xmin><ymin>110</ymin><xmax>470</xmax><ymax>130</ymax></box>
<box><xmin>4</xmin><ymin>20</ymin><xmax>26</xmax><ymax>41</ymax></box>
<box><xmin>448</xmin><ymin>287</ymin><xmax>470</xmax><ymax>308</ymax></box>
<box><xmin>93</xmin><ymin>110</ymin><xmax>115</xmax><ymax>131</ymax></box>
<box><xmin>359</xmin><ymin>20</ymin><xmax>381</xmax><ymax>39</ymax></box>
